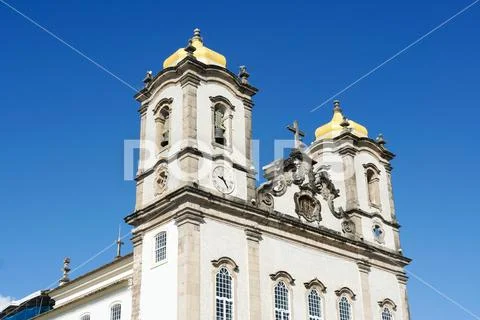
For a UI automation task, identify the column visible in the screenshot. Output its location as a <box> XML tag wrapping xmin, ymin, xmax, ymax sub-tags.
<box><xmin>357</xmin><ymin>261</ymin><xmax>373</xmax><ymax>320</ymax></box>
<box><xmin>130</xmin><ymin>232</ymin><xmax>144</xmax><ymax>320</ymax></box>
<box><xmin>245</xmin><ymin>228</ymin><xmax>262</xmax><ymax>320</ymax></box>
<box><xmin>175</xmin><ymin>211</ymin><xmax>204</xmax><ymax>320</ymax></box>
<box><xmin>396</xmin><ymin>272</ymin><xmax>411</xmax><ymax>320</ymax></box>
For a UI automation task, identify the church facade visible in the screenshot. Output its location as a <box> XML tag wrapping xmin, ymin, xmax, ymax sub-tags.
<box><xmin>33</xmin><ymin>29</ymin><xmax>411</xmax><ymax>320</ymax></box>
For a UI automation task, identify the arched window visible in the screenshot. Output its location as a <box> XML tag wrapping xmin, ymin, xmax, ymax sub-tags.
<box><xmin>382</xmin><ymin>307</ymin><xmax>393</xmax><ymax>320</ymax></box>
<box><xmin>339</xmin><ymin>296</ymin><xmax>352</xmax><ymax>320</ymax></box>
<box><xmin>215</xmin><ymin>267</ymin><xmax>233</xmax><ymax>320</ymax></box>
<box><xmin>308</xmin><ymin>289</ymin><xmax>323</xmax><ymax>320</ymax></box>
<box><xmin>110</xmin><ymin>303</ymin><xmax>121</xmax><ymax>320</ymax></box>
<box><xmin>153</xmin><ymin>97</ymin><xmax>173</xmax><ymax>151</ymax></box>
<box><xmin>274</xmin><ymin>281</ymin><xmax>290</xmax><ymax>320</ymax></box>
<box><xmin>366</xmin><ymin>168</ymin><xmax>381</xmax><ymax>207</ymax></box>
<box><xmin>210</xmin><ymin>96</ymin><xmax>234</xmax><ymax>148</ymax></box>
<box><xmin>214</xmin><ymin>104</ymin><xmax>228</xmax><ymax>146</ymax></box>
<box><xmin>80</xmin><ymin>314</ymin><xmax>90</xmax><ymax>320</ymax></box>
<box><xmin>154</xmin><ymin>231</ymin><xmax>167</xmax><ymax>263</ymax></box>
<box><xmin>155</xmin><ymin>106</ymin><xmax>170</xmax><ymax>148</ymax></box>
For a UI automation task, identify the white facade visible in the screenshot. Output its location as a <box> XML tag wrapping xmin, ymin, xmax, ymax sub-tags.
<box><xmin>33</xmin><ymin>30</ymin><xmax>411</xmax><ymax>320</ymax></box>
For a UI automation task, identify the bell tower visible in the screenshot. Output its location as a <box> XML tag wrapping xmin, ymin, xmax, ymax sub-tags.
<box><xmin>133</xmin><ymin>29</ymin><xmax>258</xmax><ymax>211</ymax></box>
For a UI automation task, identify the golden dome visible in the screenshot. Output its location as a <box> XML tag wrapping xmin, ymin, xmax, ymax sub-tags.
<box><xmin>163</xmin><ymin>28</ymin><xmax>227</xmax><ymax>69</ymax></box>
<box><xmin>315</xmin><ymin>100</ymin><xmax>368</xmax><ymax>140</ymax></box>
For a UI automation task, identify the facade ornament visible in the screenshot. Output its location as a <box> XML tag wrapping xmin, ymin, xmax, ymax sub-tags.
<box><xmin>378</xmin><ymin>298</ymin><xmax>397</xmax><ymax>311</ymax></box>
<box><xmin>341</xmin><ymin>218</ymin><xmax>356</xmax><ymax>235</ymax></box>
<box><xmin>334</xmin><ymin>287</ymin><xmax>356</xmax><ymax>300</ymax></box>
<box><xmin>211</xmin><ymin>256</ymin><xmax>239</xmax><ymax>272</ymax></box>
<box><xmin>376</xmin><ymin>133</ymin><xmax>386</xmax><ymax>147</ymax></box>
<box><xmin>154</xmin><ymin>165</ymin><xmax>168</xmax><ymax>196</ymax></box>
<box><xmin>271</xmin><ymin>175</ymin><xmax>289</xmax><ymax>197</ymax></box>
<box><xmin>238</xmin><ymin>65</ymin><xmax>250</xmax><ymax>84</ymax></box>
<box><xmin>143</xmin><ymin>70</ymin><xmax>153</xmax><ymax>87</ymax></box>
<box><xmin>59</xmin><ymin>257</ymin><xmax>71</xmax><ymax>286</ymax></box>
<box><xmin>184</xmin><ymin>39</ymin><xmax>196</xmax><ymax>56</ymax></box>
<box><xmin>294</xmin><ymin>185</ymin><xmax>321</xmax><ymax>222</ymax></box>
<box><xmin>304</xmin><ymin>278</ymin><xmax>327</xmax><ymax>293</ymax></box>
<box><xmin>286</xmin><ymin>120</ymin><xmax>306</xmax><ymax>149</ymax></box>
<box><xmin>269</xmin><ymin>271</ymin><xmax>295</xmax><ymax>285</ymax></box>
<box><xmin>260</xmin><ymin>192</ymin><xmax>274</xmax><ymax>208</ymax></box>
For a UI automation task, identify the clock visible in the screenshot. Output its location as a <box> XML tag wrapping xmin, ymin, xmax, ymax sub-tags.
<box><xmin>212</xmin><ymin>165</ymin><xmax>235</xmax><ymax>194</ymax></box>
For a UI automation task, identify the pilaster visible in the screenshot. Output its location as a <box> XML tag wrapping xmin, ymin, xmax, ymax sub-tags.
<box><xmin>357</xmin><ymin>260</ymin><xmax>373</xmax><ymax>320</ymax></box>
<box><xmin>130</xmin><ymin>232</ymin><xmax>144</xmax><ymax>320</ymax></box>
<box><xmin>245</xmin><ymin>228</ymin><xmax>262</xmax><ymax>320</ymax></box>
<box><xmin>175</xmin><ymin>211</ymin><xmax>204</xmax><ymax>320</ymax></box>
<box><xmin>339</xmin><ymin>146</ymin><xmax>359</xmax><ymax>211</ymax></box>
<box><xmin>180</xmin><ymin>73</ymin><xmax>200</xmax><ymax>142</ymax></box>
<box><xmin>396</xmin><ymin>272</ymin><xmax>411</xmax><ymax>320</ymax></box>
<box><xmin>135</xmin><ymin>106</ymin><xmax>148</xmax><ymax>210</ymax></box>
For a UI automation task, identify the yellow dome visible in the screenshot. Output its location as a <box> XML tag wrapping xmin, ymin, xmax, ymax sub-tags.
<box><xmin>163</xmin><ymin>29</ymin><xmax>227</xmax><ymax>69</ymax></box>
<box><xmin>315</xmin><ymin>100</ymin><xmax>368</xmax><ymax>140</ymax></box>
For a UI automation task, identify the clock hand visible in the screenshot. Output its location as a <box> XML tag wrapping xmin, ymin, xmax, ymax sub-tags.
<box><xmin>219</xmin><ymin>175</ymin><xmax>229</xmax><ymax>188</ymax></box>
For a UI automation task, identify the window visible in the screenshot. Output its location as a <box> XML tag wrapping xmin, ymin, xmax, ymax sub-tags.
<box><xmin>154</xmin><ymin>231</ymin><xmax>167</xmax><ymax>263</ymax></box>
<box><xmin>381</xmin><ymin>308</ymin><xmax>393</xmax><ymax>320</ymax></box>
<box><xmin>80</xmin><ymin>314</ymin><xmax>90</xmax><ymax>320</ymax></box>
<box><xmin>308</xmin><ymin>289</ymin><xmax>323</xmax><ymax>320</ymax></box>
<box><xmin>155</xmin><ymin>106</ymin><xmax>170</xmax><ymax>148</ymax></box>
<box><xmin>372</xmin><ymin>223</ymin><xmax>385</xmax><ymax>243</ymax></box>
<box><xmin>216</xmin><ymin>267</ymin><xmax>233</xmax><ymax>320</ymax></box>
<box><xmin>339</xmin><ymin>296</ymin><xmax>352</xmax><ymax>320</ymax></box>
<box><xmin>366</xmin><ymin>168</ymin><xmax>381</xmax><ymax>207</ymax></box>
<box><xmin>214</xmin><ymin>104</ymin><xmax>228</xmax><ymax>145</ymax></box>
<box><xmin>110</xmin><ymin>304</ymin><xmax>121</xmax><ymax>320</ymax></box>
<box><xmin>274</xmin><ymin>281</ymin><xmax>290</xmax><ymax>320</ymax></box>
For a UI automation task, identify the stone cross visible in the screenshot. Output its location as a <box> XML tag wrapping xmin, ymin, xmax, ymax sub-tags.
<box><xmin>287</xmin><ymin>120</ymin><xmax>305</xmax><ymax>149</ymax></box>
<box><xmin>115</xmin><ymin>226</ymin><xmax>124</xmax><ymax>259</ymax></box>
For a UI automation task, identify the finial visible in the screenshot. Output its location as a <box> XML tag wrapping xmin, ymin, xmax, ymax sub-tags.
<box><xmin>59</xmin><ymin>257</ymin><xmax>71</xmax><ymax>286</ymax></box>
<box><xmin>143</xmin><ymin>70</ymin><xmax>153</xmax><ymax>87</ymax></box>
<box><xmin>192</xmin><ymin>28</ymin><xmax>203</xmax><ymax>42</ymax></box>
<box><xmin>115</xmin><ymin>225</ymin><xmax>124</xmax><ymax>260</ymax></box>
<box><xmin>333</xmin><ymin>100</ymin><xmax>342</xmax><ymax>113</ymax></box>
<box><xmin>376</xmin><ymin>133</ymin><xmax>386</xmax><ymax>147</ymax></box>
<box><xmin>185</xmin><ymin>39</ymin><xmax>196</xmax><ymax>56</ymax></box>
<box><xmin>340</xmin><ymin>116</ymin><xmax>350</xmax><ymax>129</ymax></box>
<box><xmin>238</xmin><ymin>65</ymin><xmax>250</xmax><ymax>84</ymax></box>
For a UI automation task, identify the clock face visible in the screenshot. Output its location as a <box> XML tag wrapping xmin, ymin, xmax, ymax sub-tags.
<box><xmin>212</xmin><ymin>165</ymin><xmax>235</xmax><ymax>194</ymax></box>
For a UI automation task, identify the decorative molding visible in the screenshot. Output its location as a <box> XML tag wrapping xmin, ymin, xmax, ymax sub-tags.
<box><xmin>294</xmin><ymin>186</ymin><xmax>321</xmax><ymax>223</ymax></box>
<box><xmin>174</xmin><ymin>211</ymin><xmax>205</xmax><ymax>227</ymax></box>
<box><xmin>269</xmin><ymin>271</ymin><xmax>295</xmax><ymax>285</ymax></box>
<box><xmin>357</xmin><ymin>260</ymin><xmax>371</xmax><ymax>274</ymax></box>
<box><xmin>304</xmin><ymin>278</ymin><xmax>327</xmax><ymax>293</ymax></box>
<box><xmin>152</xmin><ymin>97</ymin><xmax>173</xmax><ymax>115</ymax></box>
<box><xmin>211</xmin><ymin>257</ymin><xmax>239</xmax><ymax>273</ymax></box>
<box><xmin>154</xmin><ymin>165</ymin><xmax>168</xmax><ymax>196</ymax></box>
<box><xmin>179</xmin><ymin>72</ymin><xmax>201</xmax><ymax>87</ymax></box>
<box><xmin>378</xmin><ymin>298</ymin><xmax>397</xmax><ymax>311</ymax></box>
<box><xmin>209</xmin><ymin>95</ymin><xmax>236</xmax><ymax>111</ymax></box>
<box><xmin>338</xmin><ymin>146</ymin><xmax>357</xmax><ymax>157</ymax></box>
<box><xmin>396</xmin><ymin>272</ymin><xmax>409</xmax><ymax>285</ymax></box>
<box><xmin>363</xmin><ymin>163</ymin><xmax>381</xmax><ymax>174</ymax></box>
<box><xmin>245</xmin><ymin>228</ymin><xmax>263</xmax><ymax>242</ymax></box>
<box><xmin>335</xmin><ymin>287</ymin><xmax>356</xmax><ymax>300</ymax></box>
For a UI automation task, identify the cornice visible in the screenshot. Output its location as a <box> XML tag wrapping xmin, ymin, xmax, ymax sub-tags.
<box><xmin>357</xmin><ymin>260</ymin><xmax>372</xmax><ymax>273</ymax></box>
<box><xmin>124</xmin><ymin>185</ymin><xmax>411</xmax><ymax>268</ymax></box>
<box><xmin>211</xmin><ymin>256</ymin><xmax>239</xmax><ymax>272</ymax></box>
<box><xmin>245</xmin><ymin>228</ymin><xmax>263</xmax><ymax>242</ymax></box>
<box><xmin>135</xmin><ymin>57</ymin><xmax>258</xmax><ymax>104</ymax></box>
<box><xmin>378</xmin><ymin>298</ymin><xmax>397</xmax><ymax>311</ymax></box>
<box><xmin>335</xmin><ymin>287</ymin><xmax>356</xmax><ymax>300</ymax></box>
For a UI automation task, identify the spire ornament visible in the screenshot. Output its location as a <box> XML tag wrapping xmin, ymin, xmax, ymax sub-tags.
<box><xmin>376</xmin><ymin>133</ymin><xmax>386</xmax><ymax>147</ymax></box>
<box><xmin>184</xmin><ymin>40</ymin><xmax>196</xmax><ymax>56</ymax></box>
<box><xmin>287</xmin><ymin>120</ymin><xmax>305</xmax><ymax>149</ymax></box>
<box><xmin>59</xmin><ymin>257</ymin><xmax>71</xmax><ymax>286</ymax></box>
<box><xmin>143</xmin><ymin>70</ymin><xmax>153</xmax><ymax>87</ymax></box>
<box><xmin>238</xmin><ymin>65</ymin><xmax>250</xmax><ymax>84</ymax></box>
<box><xmin>192</xmin><ymin>28</ymin><xmax>203</xmax><ymax>42</ymax></box>
<box><xmin>115</xmin><ymin>225</ymin><xmax>124</xmax><ymax>260</ymax></box>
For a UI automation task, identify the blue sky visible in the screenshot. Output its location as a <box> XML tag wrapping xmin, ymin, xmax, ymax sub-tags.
<box><xmin>0</xmin><ymin>0</ymin><xmax>479</xmax><ymax>318</ymax></box>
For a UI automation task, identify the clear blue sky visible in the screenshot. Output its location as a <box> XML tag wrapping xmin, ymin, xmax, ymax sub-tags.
<box><xmin>1</xmin><ymin>0</ymin><xmax>479</xmax><ymax>318</ymax></box>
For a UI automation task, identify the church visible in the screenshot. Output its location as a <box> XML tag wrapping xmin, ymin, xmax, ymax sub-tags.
<box><xmin>18</xmin><ymin>29</ymin><xmax>411</xmax><ymax>320</ymax></box>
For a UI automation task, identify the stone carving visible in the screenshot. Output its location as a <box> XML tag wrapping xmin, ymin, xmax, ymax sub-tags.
<box><xmin>294</xmin><ymin>186</ymin><xmax>321</xmax><ymax>222</ymax></box>
<box><xmin>341</xmin><ymin>219</ymin><xmax>356</xmax><ymax>235</ymax></box>
<box><xmin>155</xmin><ymin>165</ymin><xmax>168</xmax><ymax>196</ymax></box>
<box><xmin>271</xmin><ymin>175</ymin><xmax>289</xmax><ymax>197</ymax></box>
<box><xmin>260</xmin><ymin>192</ymin><xmax>274</xmax><ymax>208</ymax></box>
